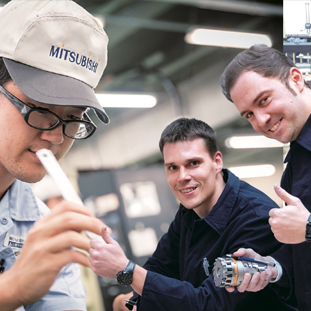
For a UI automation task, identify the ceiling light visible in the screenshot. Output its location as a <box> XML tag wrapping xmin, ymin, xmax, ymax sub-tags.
<box><xmin>96</xmin><ymin>93</ymin><xmax>157</xmax><ymax>108</ymax></box>
<box><xmin>225</xmin><ymin>136</ymin><xmax>284</xmax><ymax>149</ymax></box>
<box><xmin>228</xmin><ymin>164</ymin><xmax>275</xmax><ymax>179</ymax></box>
<box><xmin>185</xmin><ymin>27</ymin><xmax>272</xmax><ymax>49</ymax></box>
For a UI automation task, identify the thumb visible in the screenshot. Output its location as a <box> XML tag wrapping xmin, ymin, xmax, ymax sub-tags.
<box><xmin>232</xmin><ymin>248</ymin><xmax>247</xmax><ymax>257</ymax></box>
<box><xmin>274</xmin><ymin>184</ymin><xmax>296</xmax><ymax>205</ymax></box>
<box><xmin>101</xmin><ymin>226</ymin><xmax>115</xmax><ymax>244</ymax></box>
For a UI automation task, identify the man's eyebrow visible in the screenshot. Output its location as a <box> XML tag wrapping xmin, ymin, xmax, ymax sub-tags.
<box><xmin>164</xmin><ymin>162</ymin><xmax>175</xmax><ymax>167</ymax></box>
<box><xmin>165</xmin><ymin>156</ymin><xmax>203</xmax><ymax>166</ymax></box>
<box><xmin>239</xmin><ymin>90</ymin><xmax>267</xmax><ymax>117</ymax></box>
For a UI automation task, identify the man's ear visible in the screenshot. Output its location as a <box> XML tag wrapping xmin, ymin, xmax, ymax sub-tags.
<box><xmin>214</xmin><ymin>151</ymin><xmax>223</xmax><ymax>173</ymax></box>
<box><xmin>289</xmin><ymin>67</ymin><xmax>305</xmax><ymax>93</ymax></box>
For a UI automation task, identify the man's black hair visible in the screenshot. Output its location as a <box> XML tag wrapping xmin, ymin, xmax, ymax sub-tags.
<box><xmin>0</xmin><ymin>57</ymin><xmax>12</xmax><ymax>86</ymax></box>
<box><xmin>220</xmin><ymin>44</ymin><xmax>308</xmax><ymax>102</ymax></box>
<box><xmin>159</xmin><ymin>117</ymin><xmax>218</xmax><ymax>157</ymax></box>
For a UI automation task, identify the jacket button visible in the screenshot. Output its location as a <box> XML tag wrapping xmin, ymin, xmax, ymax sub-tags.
<box><xmin>1</xmin><ymin>218</ymin><xmax>8</xmax><ymax>225</ymax></box>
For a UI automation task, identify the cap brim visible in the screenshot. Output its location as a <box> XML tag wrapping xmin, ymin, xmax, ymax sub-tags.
<box><xmin>3</xmin><ymin>58</ymin><xmax>109</xmax><ymax>124</ymax></box>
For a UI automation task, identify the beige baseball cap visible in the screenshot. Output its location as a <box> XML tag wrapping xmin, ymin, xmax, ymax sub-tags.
<box><xmin>0</xmin><ymin>0</ymin><xmax>109</xmax><ymax>124</ymax></box>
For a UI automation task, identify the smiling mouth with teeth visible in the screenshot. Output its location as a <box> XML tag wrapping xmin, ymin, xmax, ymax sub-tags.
<box><xmin>180</xmin><ymin>187</ymin><xmax>197</xmax><ymax>193</ymax></box>
<box><xmin>269</xmin><ymin>119</ymin><xmax>281</xmax><ymax>132</ymax></box>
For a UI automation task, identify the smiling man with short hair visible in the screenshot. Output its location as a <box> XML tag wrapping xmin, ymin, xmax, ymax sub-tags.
<box><xmin>220</xmin><ymin>44</ymin><xmax>311</xmax><ymax>309</ymax></box>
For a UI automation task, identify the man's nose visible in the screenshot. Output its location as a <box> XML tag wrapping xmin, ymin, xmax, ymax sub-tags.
<box><xmin>178</xmin><ymin>167</ymin><xmax>191</xmax><ymax>182</ymax></box>
<box><xmin>255</xmin><ymin>110</ymin><xmax>270</xmax><ymax>128</ymax></box>
<box><xmin>39</xmin><ymin>125</ymin><xmax>65</xmax><ymax>145</ymax></box>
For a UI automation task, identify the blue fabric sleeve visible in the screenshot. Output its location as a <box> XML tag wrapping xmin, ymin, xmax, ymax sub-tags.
<box><xmin>24</xmin><ymin>263</ymin><xmax>86</xmax><ymax>311</ymax></box>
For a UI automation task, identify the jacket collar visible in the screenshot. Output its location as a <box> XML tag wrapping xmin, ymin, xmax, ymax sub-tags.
<box><xmin>180</xmin><ymin>169</ymin><xmax>239</xmax><ymax>235</ymax></box>
<box><xmin>284</xmin><ymin>113</ymin><xmax>311</xmax><ymax>163</ymax></box>
<box><xmin>4</xmin><ymin>180</ymin><xmax>41</xmax><ymax>221</ymax></box>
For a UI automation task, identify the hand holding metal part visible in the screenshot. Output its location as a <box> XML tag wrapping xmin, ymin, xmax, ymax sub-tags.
<box><xmin>212</xmin><ymin>254</ymin><xmax>274</xmax><ymax>288</ymax></box>
<box><xmin>213</xmin><ymin>248</ymin><xmax>279</xmax><ymax>293</ymax></box>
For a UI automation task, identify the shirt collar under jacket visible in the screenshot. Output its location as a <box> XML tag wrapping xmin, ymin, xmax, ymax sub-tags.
<box><xmin>1</xmin><ymin>180</ymin><xmax>41</xmax><ymax>221</ymax></box>
<box><xmin>285</xmin><ymin>113</ymin><xmax>311</xmax><ymax>163</ymax></box>
<box><xmin>180</xmin><ymin>169</ymin><xmax>239</xmax><ymax>235</ymax></box>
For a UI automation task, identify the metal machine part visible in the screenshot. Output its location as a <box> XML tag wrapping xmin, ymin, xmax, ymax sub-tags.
<box><xmin>213</xmin><ymin>255</ymin><xmax>268</xmax><ymax>288</ymax></box>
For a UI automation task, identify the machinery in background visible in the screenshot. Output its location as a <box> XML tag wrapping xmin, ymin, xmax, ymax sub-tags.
<box><xmin>284</xmin><ymin>1</ymin><xmax>311</xmax><ymax>84</ymax></box>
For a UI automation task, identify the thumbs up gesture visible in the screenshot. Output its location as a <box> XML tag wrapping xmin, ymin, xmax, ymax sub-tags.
<box><xmin>269</xmin><ymin>185</ymin><xmax>310</xmax><ymax>244</ymax></box>
<box><xmin>89</xmin><ymin>226</ymin><xmax>129</xmax><ymax>279</ymax></box>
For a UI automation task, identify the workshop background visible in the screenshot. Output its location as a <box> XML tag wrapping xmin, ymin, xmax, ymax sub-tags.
<box><xmin>0</xmin><ymin>0</ymin><xmax>283</xmax><ymax>310</ymax></box>
<box><xmin>66</xmin><ymin>0</ymin><xmax>284</xmax><ymax>205</ymax></box>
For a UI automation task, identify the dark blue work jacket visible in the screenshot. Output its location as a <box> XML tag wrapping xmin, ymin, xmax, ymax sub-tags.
<box><xmin>134</xmin><ymin>169</ymin><xmax>296</xmax><ymax>311</ymax></box>
<box><xmin>281</xmin><ymin>113</ymin><xmax>311</xmax><ymax>311</ymax></box>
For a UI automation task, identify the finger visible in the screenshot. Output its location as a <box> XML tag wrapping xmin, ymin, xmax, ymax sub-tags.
<box><xmin>225</xmin><ymin>286</ymin><xmax>235</xmax><ymax>293</ymax></box>
<box><xmin>31</xmin><ymin>212</ymin><xmax>103</xmax><ymax>238</ymax></box>
<box><xmin>253</xmin><ymin>270</ymin><xmax>272</xmax><ymax>291</ymax></box>
<box><xmin>274</xmin><ymin>184</ymin><xmax>299</xmax><ymax>206</ymax></box>
<box><xmin>268</xmin><ymin>217</ymin><xmax>275</xmax><ymax>233</ymax></box>
<box><xmin>268</xmin><ymin>208</ymin><xmax>279</xmax><ymax>219</ymax></box>
<box><xmin>236</xmin><ymin>273</ymin><xmax>252</xmax><ymax>292</ymax></box>
<box><xmin>55</xmin><ymin>248</ymin><xmax>91</xmax><ymax>268</ymax></box>
<box><xmin>257</xmin><ymin>270</ymin><xmax>268</xmax><ymax>289</ymax></box>
<box><xmin>243</xmin><ymin>272</ymin><xmax>263</xmax><ymax>292</ymax></box>
<box><xmin>41</xmin><ymin>231</ymin><xmax>92</xmax><ymax>253</ymax></box>
<box><xmin>268</xmin><ymin>214</ymin><xmax>280</xmax><ymax>234</ymax></box>
<box><xmin>88</xmin><ymin>246</ymin><xmax>97</xmax><ymax>259</ymax></box>
<box><xmin>253</xmin><ymin>271</ymin><xmax>270</xmax><ymax>291</ymax></box>
<box><xmin>233</xmin><ymin>248</ymin><xmax>257</xmax><ymax>259</ymax></box>
<box><xmin>23</xmin><ymin>248</ymin><xmax>91</xmax><ymax>272</ymax></box>
<box><xmin>232</xmin><ymin>248</ymin><xmax>247</xmax><ymax>257</ymax></box>
<box><xmin>101</xmin><ymin>226</ymin><xmax>117</xmax><ymax>245</ymax></box>
<box><xmin>43</xmin><ymin>201</ymin><xmax>93</xmax><ymax>220</ymax></box>
<box><xmin>89</xmin><ymin>239</ymin><xmax>105</xmax><ymax>250</ymax></box>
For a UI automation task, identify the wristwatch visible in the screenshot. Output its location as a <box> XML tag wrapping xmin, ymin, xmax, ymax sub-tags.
<box><xmin>306</xmin><ymin>214</ymin><xmax>311</xmax><ymax>242</ymax></box>
<box><xmin>116</xmin><ymin>260</ymin><xmax>136</xmax><ymax>285</ymax></box>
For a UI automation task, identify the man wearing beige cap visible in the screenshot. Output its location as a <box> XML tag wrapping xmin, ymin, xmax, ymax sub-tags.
<box><xmin>0</xmin><ymin>0</ymin><xmax>109</xmax><ymax>310</ymax></box>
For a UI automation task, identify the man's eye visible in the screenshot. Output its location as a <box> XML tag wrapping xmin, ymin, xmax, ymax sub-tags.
<box><xmin>260</xmin><ymin>97</ymin><xmax>268</xmax><ymax>105</ymax></box>
<box><xmin>190</xmin><ymin>161</ymin><xmax>199</xmax><ymax>166</ymax></box>
<box><xmin>168</xmin><ymin>166</ymin><xmax>177</xmax><ymax>171</ymax></box>
<box><xmin>67</xmin><ymin>114</ymin><xmax>83</xmax><ymax>121</ymax></box>
<box><xmin>245</xmin><ymin>112</ymin><xmax>253</xmax><ymax>119</ymax></box>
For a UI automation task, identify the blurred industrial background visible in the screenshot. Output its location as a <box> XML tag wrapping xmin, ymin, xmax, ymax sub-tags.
<box><xmin>69</xmin><ymin>0</ymin><xmax>283</xmax><ymax>193</ymax></box>
<box><xmin>59</xmin><ymin>0</ymin><xmax>282</xmax><ymax>203</ymax></box>
<box><xmin>1</xmin><ymin>0</ymin><xmax>283</xmax><ymax>310</ymax></box>
<box><xmin>284</xmin><ymin>1</ymin><xmax>311</xmax><ymax>83</ymax></box>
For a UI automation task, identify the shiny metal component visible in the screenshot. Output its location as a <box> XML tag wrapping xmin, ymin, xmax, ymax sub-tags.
<box><xmin>213</xmin><ymin>256</ymin><xmax>267</xmax><ymax>288</ymax></box>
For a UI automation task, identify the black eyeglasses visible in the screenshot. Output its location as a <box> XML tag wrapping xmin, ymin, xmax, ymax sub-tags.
<box><xmin>0</xmin><ymin>85</ymin><xmax>97</xmax><ymax>140</ymax></box>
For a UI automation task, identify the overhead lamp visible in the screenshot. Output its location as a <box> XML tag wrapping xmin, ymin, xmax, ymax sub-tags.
<box><xmin>225</xmin><ymin>135</ymin><xmax>284</xmax><ymax>149</ymax></box>
<box><xmin>185</xmin><ymin>27</ymin><xmax>272</xmax><ymax>49</ymax></box>
<box><xmin>228</xmin><ymin>164</ymin><xmax>276</xmax><ymax>179</ymax></box>
<box><xmin>96</xmin><ymin>93</ymin><xmax>157</xmax><ymax>108</ymax></box>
